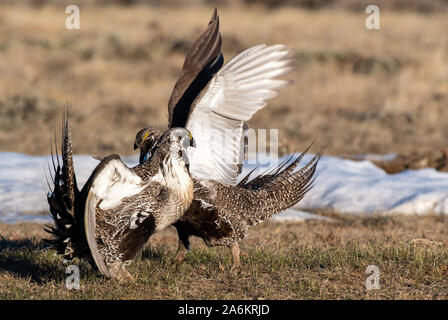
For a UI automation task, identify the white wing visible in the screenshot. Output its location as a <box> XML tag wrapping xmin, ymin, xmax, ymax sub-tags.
<box><xmin>84</xmin><ymin>156</ymin><xmax>145</xmax><ymax>276</ymax></box>
<box><xmin>186</xmin><ymin>44</ymin><xmax>296</xmax><ymax>185</ymax></box>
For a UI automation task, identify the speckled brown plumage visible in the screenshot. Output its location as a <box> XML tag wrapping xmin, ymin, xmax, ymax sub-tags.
<box><xmin>190</xmin><ymin>152</ymin><xmax>319</xmax><ymax>247</ymax></box>
<box><xmin>135</xmin><ymin>130</ymin><xmax>317</xmax><ymax>265</ymax></box>
<box><xmin>46</xmin><ymin>122</ymin><xmax>194</xmax><ymax>281</ymax></box>
<box><xmin>88</xmin><ymin>168</ymin><xmax>189</xmax><ymax>280</ymax></box>
<box><xmin>136</xmin><ymin>133</ymin><xmax>320</xmax><ymax>263</ymax></box>
<box><xmin>131</xmin><ymin>8</ymin><xmax>309</xmax><ymax>268</ymax></box>
<box><xmin>46</xmin><ymin>8</ymin><xmax>318</xmax><ymax>277</ymax></box>
<box><xmin>84</xmin><ymin>128</ymin><xmax>194</xmax><ymax>281</ymax></box>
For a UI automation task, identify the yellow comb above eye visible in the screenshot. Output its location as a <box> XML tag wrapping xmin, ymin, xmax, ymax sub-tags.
<box><xmin>142</xmin><ymin>131</ymin><xmax>150</xmax><ymax>141</ymax></box>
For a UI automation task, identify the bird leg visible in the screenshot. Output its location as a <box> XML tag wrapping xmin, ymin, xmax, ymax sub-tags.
<box><xmin>109</xmin><ymin>261</ymin><xmax>134</xmax><ymax>283</ymax></box>
<box><xmin>173</xmin><ymin>237</ymin><xmax>190</xmax><ymax>266</ymax></box>
<box><xmin>228</xmin><ymin>242</ymin><xmax>241</xmax><ymax>271</ymax></box>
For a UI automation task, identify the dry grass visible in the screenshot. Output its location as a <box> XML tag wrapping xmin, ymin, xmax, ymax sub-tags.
<box><xmin>1</xmin><ymin>2</ymin><xmax>448</xmax><ymax>300</ymax></box>
<box><xmin>1</xmin><ymin>213</ymin><xmax>448</xmax><ymax>299</ymax></box>
<box><xmin>0</xmin><ymin>4</ymin><xmax>447</xmax><ymax>157</ymax></box>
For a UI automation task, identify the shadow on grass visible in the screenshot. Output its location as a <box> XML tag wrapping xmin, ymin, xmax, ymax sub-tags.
<box><xmin>0</xmin><ymin>236</ymin><xmax>65</xmax><ymax>284</ymax></box>
<box><xmin>140</xmin><ymin>247</ymin><xmax>169</xmax><ymax>263</ymax></box>
<box><xmin>0</xmin><ymin>236</ymin><xmax>46</xmax><ymax>251</ymax></box>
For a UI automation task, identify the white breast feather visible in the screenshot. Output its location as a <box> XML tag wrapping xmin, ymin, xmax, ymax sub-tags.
<box><xmin>91</xmin><ymin>159</ymin><xmax>146</xmax><ymax>210</ymax></box>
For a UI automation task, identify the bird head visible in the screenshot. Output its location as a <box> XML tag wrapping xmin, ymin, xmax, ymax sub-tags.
<box><xmin>149</xmin><ymin>127</ymin><xmax>195</xmax><ymax>173</ymax></box>
<box><xmin>133</xmin><ymin>128</ymin><xmax>163</xmax><ymax>164</ymax></box>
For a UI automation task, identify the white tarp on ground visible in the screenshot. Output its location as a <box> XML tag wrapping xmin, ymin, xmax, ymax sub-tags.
<box><xmin>1</xmin><ymin>152</ymin><xmax>448</xmax><ymax>223</ymax></box>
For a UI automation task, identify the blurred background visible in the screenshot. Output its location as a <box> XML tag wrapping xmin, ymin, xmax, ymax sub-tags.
<box><xmin>2</xmin><ymin>2</ymin><xmax>448</xmax><ymax>298</ymax></box>
<box><xmin>0</xmin><ymin>0</ymin><xmax>447</xmax><ymax>163</ymax></box>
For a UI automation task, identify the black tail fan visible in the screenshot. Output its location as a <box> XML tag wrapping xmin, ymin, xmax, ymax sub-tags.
<box><xmin>44</xmin><ymin>109</ymin><xmax>93</xmax><ymax>265</ymax></box>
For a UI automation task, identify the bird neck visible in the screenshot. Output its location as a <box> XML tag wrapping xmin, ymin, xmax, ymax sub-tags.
<box><xmin>152</xmin><ymin>155</ymin><xmax>194</xmax><ymax>209</ymax></box>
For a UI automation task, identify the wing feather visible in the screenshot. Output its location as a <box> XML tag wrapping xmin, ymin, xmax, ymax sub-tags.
<box><xmin>167</xmin><ymin>8</ymin><xmax>222</xmax><ymax>128</ymax></box>
<box><xmin>84</xmin><ymin>155</ymin><xmax>145</xmax><ymax>276</ymax></box>
<box><xmin>186</xmin><ymin>44</ymin><xmax>296</xmax><ymax>185</ymax></box>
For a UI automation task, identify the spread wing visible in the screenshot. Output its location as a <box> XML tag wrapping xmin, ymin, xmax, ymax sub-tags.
<box><xmin>84</xmin><ymin>155</ymin><xmax>147</xmax><ymax>276</ymax></box>
<box><xmin>186</xmin><ymin>44</ymin><xmax>297</xmax><ymax>185</ymax></box>
<box><xmin>168</xmin><ymin>8</ymin><xmax>223</xmax><ymax>128</ymax></box>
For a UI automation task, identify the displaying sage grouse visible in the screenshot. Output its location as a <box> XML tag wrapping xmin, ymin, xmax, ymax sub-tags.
<box><xmin>133</xmin><ymin>9</ymin><xmax>319</xmax><ymax>268</ymax></box>
<box><xmin>137</xmin><ymin>131</ymin><xmax>319</xmax><ymax>268</ymax></box>
<box><xmin>46</xmin><ymin>113</ymin><xmax>195</xmax><ymax>281</ymax></box>
<box><xmin>45</xmin><ymin>9</ymin><xmax>320</xmax><ymax>277</ymax></box>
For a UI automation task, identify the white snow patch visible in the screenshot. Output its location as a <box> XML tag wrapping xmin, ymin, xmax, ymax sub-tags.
<box><xmin>271</xmin><ymin>208</ymin><xmax>335</xmax><ymax>222</ymax></box>
<box><xmin>0</xmin><ymin>152</ymin><xmax>138</xmax><ymax>223</ymax></box>
<box><xmin>243</xmin><ymin>154</ymin><xmax>448</xmax><ymax>216</ymax></box>
<box><xmin>349</xmin><ymin>153</ymin><xmax>397</xmax><ymax>162</ymax></box>
<box><xmin>1</xmin><ymin>152</ymin><xmax>448</xmax><ymax>224</ymax></box>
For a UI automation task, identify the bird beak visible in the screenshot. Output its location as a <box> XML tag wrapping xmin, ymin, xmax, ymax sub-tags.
<box><xmin>186</xmin><ymin>130</ymin><xmax>195</xmax><ymax>147</ymax></box>
<box><xmin>133</xmin><ymin>143</ymin><xmax>138</xmax><ymax>150</ymax></box>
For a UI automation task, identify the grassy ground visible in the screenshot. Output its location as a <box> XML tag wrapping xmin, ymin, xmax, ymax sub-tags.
<box><xmin>0</xmin><ymin>4</ymin><xmax>447</xmax><ymax>157</ymax></box>
<box><xmin>1</xmin><ymin>213</ymin><xmax>448</xmax><ymax>299</ymax></box>
<box><xmin>0</xmin><ymin>1</ymin><xmax>447</xmax><ymax>301</ymax></box>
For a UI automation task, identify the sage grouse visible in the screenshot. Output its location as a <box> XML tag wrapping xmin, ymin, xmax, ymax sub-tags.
<box><xmin>45</xmin><ymin>9</ymin><xmax>320</xmax><ymax>276</ymax></box>
<box><xmin>135</xmin><ymin>129</ymin><xmax>319</xmax><ymax>268</ymax></box>
<box><xmin>46</xmin><ymin>114</ymin><xmax>318</xmax><ymax>281</ymax></box>
<box><xmin>46</xmin><ymin>112</ymin><xmax>195</xmax><ymax>281</ymax></box>
<box><xmin>133</xmin><ymin>9</ymin><xmax>317</xmax><ymax>268</ymax></box>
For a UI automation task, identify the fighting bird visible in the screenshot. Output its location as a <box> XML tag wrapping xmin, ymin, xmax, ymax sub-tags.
<box><xmin>45</xmin><ymin>9</ymin><xmax>320</xmax><ymax>276</ymax></box>
<box><xmin>46</xmin><ymin>113</ymin><xmax>195</xmax><ymax>281</ymax></box>
<box><xmin>136</xmin><ymin>128</ymin><xmax>319</xmax><ymax>268</ymax></box>
<box><xmin>133</xmin><ymin>9</ymin><xmax>319</xmax><ymax>268</ymax></box>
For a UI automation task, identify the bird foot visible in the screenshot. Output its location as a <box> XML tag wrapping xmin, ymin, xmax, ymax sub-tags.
<box><xmin>172</xmin><ymin>255</ymin><xmax>185</xmax><ymax>268</ymax></box>
<box><xmin>172</xmin><ymin>248</ymin><xmax>187</xmax><ymax>267</ymax></box>
<box><xmin>230</xmin><ymin>263</ymin><xmax>241</xmax><ymax>274</ymax></box>
<box><xmin>109</xmin><ymin>262</ymin><xmax>134</xmax><ymax>283</ymax></box>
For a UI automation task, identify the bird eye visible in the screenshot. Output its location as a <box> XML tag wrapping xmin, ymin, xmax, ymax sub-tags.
<box><xmin>178</xmin><ymin>150</ymin><xmax>183</xmax><ymax>157</ymax></box>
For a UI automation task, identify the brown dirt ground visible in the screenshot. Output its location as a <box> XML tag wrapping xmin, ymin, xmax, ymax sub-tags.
<box><xmin>347</xmin><ymin>148</ymin><xmax>448</xmax><ymax>173</ymax></box>
<box><xmin>0</xmin><ymin>4</ymin><xmax>447</xmax><ymax>158</ymax></box>
<box><xmin>1</xmin><ymin>2</ymin><xmax>448</xmax><ymax>301</ymax></box>
<box><xmin>1</xmin><ymin>213</ymin><xmax>448</xmax><ymax>299</ymax></box>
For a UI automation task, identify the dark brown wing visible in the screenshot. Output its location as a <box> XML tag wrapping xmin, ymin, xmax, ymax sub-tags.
<box><xmin>168</xmin><ymin>8</ymin><xmax>223</xmax><ymax>128</ymax></box>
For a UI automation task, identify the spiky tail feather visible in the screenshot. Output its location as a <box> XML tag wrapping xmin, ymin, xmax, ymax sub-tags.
<box><xmin>44</xmin><ymin>109</ymin><xmax>92</xmax><ymax>264</ymax></box>
<box><xmin>236</xmin><ymin>145</ymin><xmax>321</xmax><ymax>226</ymax></box>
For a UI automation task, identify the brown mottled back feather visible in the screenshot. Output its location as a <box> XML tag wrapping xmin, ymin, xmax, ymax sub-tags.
<box><xmin>190</xmin><ymin>147</ymin><xmax>321</xmax><ymax>246</ymax></box>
